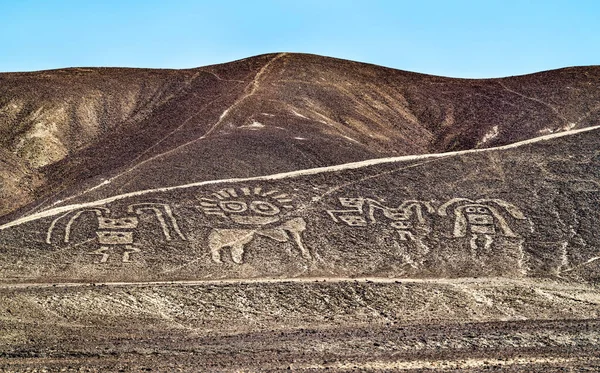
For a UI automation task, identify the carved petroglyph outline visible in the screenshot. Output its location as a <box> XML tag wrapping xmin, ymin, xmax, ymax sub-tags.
<box><xmin>326</xmin><ymin>197</ymin><xmax>434</xmax><ymax>268</ymax></box>
<box><xmin>127</xmin><ymin>203</ymin><xmax>186</xmax><ymax>241</ymax></box>
<box><xmin>327</xmin><ymin>198</ymin><xmax>367</xmax><ymax>226</ymax></box>
<box><xmin>92</xmin><ymin>245</ymin><xmax>141</xmax><ymax>263</ymax></box>
<box><xmin>46</xmin><ymin>202</ymin><xmax>185</xmax><ymax>264</ymax></box>
<box><xmin>208</xmin><ymin>229</ymin><xmax>254</xmax><ymax>264</ymax></box>
<box><xmin>47</xmin><ymin>207</ymin><xmax>111</xmax><ymax>244</ymax></box>
<box><xmin>207</xmin><ymin>217</ymin><xmax>309</xmax><ymax>264</ymax></box>
<box><xmin>122</xmin><ymin>245</ymin><xmax>141</xmax><ymax>262</ymax></box>
<box><xmin>199</xmin><ymin>187</ymin><xmax>309</xmax><ymax>264</ymax></box>
<box><xmin>438</xmin><ymin>198</ymin><xmax>527</xmax><ymax>252</ymax></box>
<box><xmin>327</xmin><ymin>198</ymin><xmax>434</xmax><ymax>223</ymax></box>
<box><xmin>397</xmin><ymin>230</ymin><xmax>415</xmax><ymax>241</ymax></box>
<box><xmin>96</xmin><ymin>231</ymin><xmax>134</xmax><ymax>245</ymax></box>
<box><xmin>92</xmin><ymin>247</ymin><xmax>110</xmax><ymax>263</ymax></box>
<box><xmin>198</xmin><ymin>187</ymin><xmax>295</xmax><ymax>219</ymax></box>
<box><xmin>97</xmin><ymin>217</ymin><xmax>138</xmax><ymax>230</ymax></box>
<box><xmin>278</xmin><ymin>217</ymin><xmax>309</xmax><ymax>259</ymax></box>
<box><xmin>438</xmin><ymin>198</ymin><xmax>526</xmax><ymax>237</ymax></box>
<box><xmin>367</xmin><ymin>199</ymin><xmax>434</xmax><ymax>225</ymax></box>
<box><xmin>327</xmin><ymin>197</ymin><xmax>434</xmax><ymax>242</ymax></box>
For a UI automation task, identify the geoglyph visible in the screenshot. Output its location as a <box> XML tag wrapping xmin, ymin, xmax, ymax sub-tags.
<box><xmin>46</xmin><ymin>203</ymin><xmax>186</xmax><ymax>263</ymax></box>
<box><xmin>198</xmin><ymin>187</ymin><xmax>310</xmax><ymax>264</ymax></box>
<box><xmin>438</xmin><ymin>198</ymin><xmax>527</xmax><ymax>253</ymax></box>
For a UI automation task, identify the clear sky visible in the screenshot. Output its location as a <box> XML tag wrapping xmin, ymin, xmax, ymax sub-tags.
<box><xmin>1</xmin><ymin>0</ymin><xmax>598</xmax><ymax>77</ymax></box>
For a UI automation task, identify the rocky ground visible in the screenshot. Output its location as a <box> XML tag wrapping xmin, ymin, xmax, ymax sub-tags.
<box><xmin>2</xmin><ymin>53</ymin><xmax>600</xmax><ymax>219</ymax></box>
<box><xmin>1</xmin><ymin>278</ymin><xmax>599</xmax><ymax>371</ymax></box>
<box><xmin>1</xmin><ymin>55</ymin><xmax>599</xmax><ymax>371</ymax></box>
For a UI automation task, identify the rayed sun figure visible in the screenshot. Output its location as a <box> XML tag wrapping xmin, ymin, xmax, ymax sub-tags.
<box><xmin>197</xmin><ymin>187</ymin><xmax>310</xmax><ymax>264</ymax></box>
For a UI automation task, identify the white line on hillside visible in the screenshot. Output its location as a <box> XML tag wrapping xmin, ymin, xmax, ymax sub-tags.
<box><xmin>1</xmin><ymin>124</ymin><xmax>598</xmax><ymax>231</ymax></box>
<box><xmin>0</xmin><ymin>276</ymin><xmax>587</xmax><ymax>290</ymax></box>
<box><xmin>300</xmin><ymin>356</ymin><xmax>597</xmax><ymax>371</ymax></box>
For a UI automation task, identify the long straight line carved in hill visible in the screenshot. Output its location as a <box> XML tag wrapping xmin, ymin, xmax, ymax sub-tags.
<box><xmin>1</xmin><ymin>124</ymin><xmax>598</xmax><ymax>231</ymax></box>
<box><xmin>47</xmin><ymin>53</ymin><xmax>288</xmax><ymax>210</ymax></box>
<box><xmin>201</xmin><ymin>52</ymin><xmax>287</xmax><ymax>138</ymax></box>
<box><xmin>125</xmin><ymin>94</ymin><xmax>226</xmax><ymax>169</ymax></box>
<box><xmin>0</xmin><ymin>276</ymin><xmax>593</xmax><ymax>290</ymax></box>
<box><xmin>497</xmin><ymin>81</ymin><xmax>569</xmax><ymax>124</ymax></box>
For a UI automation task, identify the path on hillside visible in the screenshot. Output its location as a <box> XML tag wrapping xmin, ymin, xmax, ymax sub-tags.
<box><xmin>0</xmin><ymin>276</ymin><xmax>595</xmax><ymax>291</ymax></box>
<box><xmin>1</xmin><ymin>124</ymin><xmax>599</xmax><ymax>231</ymax></box>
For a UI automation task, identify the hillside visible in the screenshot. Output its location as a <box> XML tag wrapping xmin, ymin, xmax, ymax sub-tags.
<box><xmin>1</xmin><ymin>53</ymin><xmax>600</xmax><ymax>219</ymax></box>
<box><xmin>1</xmin><ymin>124</ymin><xmax>599</xmax><ymax>282</ymax></box>
<box><xmin>1</xmin><ymin>55</ymin><xmax>599</xmax><ymax>371</ymax></box>
<box><xmin>1</xmin><ymin>124</ymin><xmax>599</xmax><ymax>371</ymax></box>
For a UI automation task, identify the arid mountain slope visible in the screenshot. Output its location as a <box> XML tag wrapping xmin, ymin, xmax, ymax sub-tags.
<box><xmin>1</xmin><ymin>53</ymin><xmax>600</xmax><ymax>371</ymax></box>
<box><xmin>1</xmin><ymin>126</ymin><xmax>599</xmax><ymax>283</ymax></box>
<box><xmin>1</xmin><ymin>53</ymin><xmax>599</xmax><ymax>219</ymax></box>
<box><xmin>1</xmin><ymin>123</ymin><xmax>599</xmax><ymax>372</ymax></box>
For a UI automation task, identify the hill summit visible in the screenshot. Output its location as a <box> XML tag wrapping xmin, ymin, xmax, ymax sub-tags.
<box><xmin>1</xmin><ymin>53</ymin><xmax>599</xmax><ymax>219</ymax></box>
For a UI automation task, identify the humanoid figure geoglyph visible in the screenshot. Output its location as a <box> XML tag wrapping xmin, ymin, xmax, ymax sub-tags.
<box><xmin>198</xmin><ymin>187</ymin><xmax>310</xmax><ymax>264</ymax></box>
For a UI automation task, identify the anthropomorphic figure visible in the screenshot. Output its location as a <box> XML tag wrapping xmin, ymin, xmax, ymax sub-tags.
<box><xmin>47</xmin><ymin>203</ymin><xmax>185</xmax><ymax>263</ymax></box>
<box><xmin>198</xmin><ymin>187</ymin><xmax>310</xmax><ymax>264</ymax></box>
<box><xmin>327</xmin><ymin>197</ymin><xmax>434</xmax><ymax>242</ymax></box>
<box><xmin>327</xmin><ymin>197</ymin><xmax>434</xmax><ymax>267</ymax></box>
<box><xmin>438</xmin><ymin>198</ymin><xmax>526</xmax><ymax>253</ymax></box>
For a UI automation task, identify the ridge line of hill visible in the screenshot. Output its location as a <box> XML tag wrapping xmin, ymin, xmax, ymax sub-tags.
<box><xmin>1</xmin><ymin>124</ymin><xmax>598</xmax><ymax>231</ymax></box>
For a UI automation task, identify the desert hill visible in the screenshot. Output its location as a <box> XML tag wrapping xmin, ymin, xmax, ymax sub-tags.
<box><xmin>1</xmin><ymin>124</ymin><xmax>599</xmax><ymax>283</ymax></box>
<box><xmin>1</xmin><ymin>122</ymin><xmax>599</xmax><ymax>371</ymax></box>
<box><xmin>1</xmin><ymin>53</ymin><xmax>600</xmax><ymax>219</ymax></box>
<box><xmin>1</xmin><ymin>54</ymin><xmax>600</xmax><ymax>371</ymax></box>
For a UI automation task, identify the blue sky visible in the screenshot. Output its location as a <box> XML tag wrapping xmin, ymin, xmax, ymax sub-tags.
<box><xmin>0</xmin><ymin>0</ymin><xmax>598</xmax><ymax>77</ymax></box>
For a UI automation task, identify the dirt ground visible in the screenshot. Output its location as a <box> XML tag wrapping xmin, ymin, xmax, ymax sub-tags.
<box><xmin>1</xmin><ymin>278</ymin><xmax>599</xmax><ymax>372</ymax></box>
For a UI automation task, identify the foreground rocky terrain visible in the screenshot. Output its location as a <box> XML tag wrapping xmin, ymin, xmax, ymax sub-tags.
<box><xmin>1</xmin><ymin>279</ymin><xmax>599</xmax><ymax>371</ymax></box>
<box><xmin>0</xmin><ymin>54</ymin><xmax>599</xmax><ymax>371</ymax></box>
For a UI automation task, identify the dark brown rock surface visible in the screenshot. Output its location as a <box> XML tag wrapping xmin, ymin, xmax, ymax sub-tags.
<box><xmin>1</xmin><ymin>53</ymin><xmax>599</xmax><ymax>219</ymax></box>
<box><xmin>1</xmin><ymin>125</ymin><xmax>599</xmax><ymax>282</ymax></box>
<box><xmin>0</xmin><ymin>55</ymin><xmax>599</xmax><ymax>371</ymax></box>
